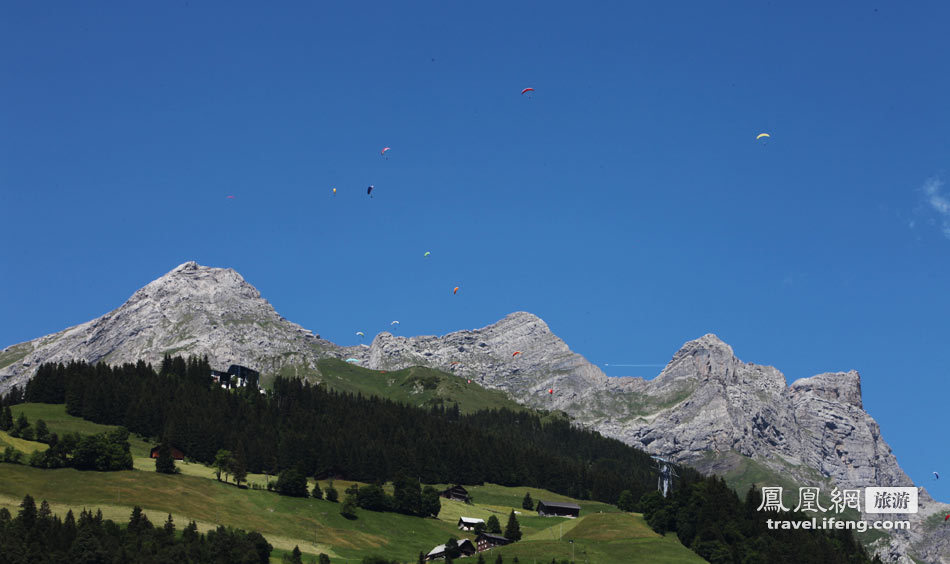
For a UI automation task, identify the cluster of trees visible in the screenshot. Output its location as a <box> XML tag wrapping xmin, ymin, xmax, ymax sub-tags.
<box><xmin>333</xmin><ymin>478</ymin><xmax>442</xmax><ymax>518</ymax></box>
<box><xmin>20</xmin><ymin>358</ymin><xmax>698</xmax><ymax>508</ymax></box>
<box><xmin>640</xmin><ymin>481</ymin><xmax>883</xmax><ymax>564</ymax></box>
<box><xmin>0</xmin><ymin>494</ymin><xmax>271</xmax><ymax>564</ymax></box>
<box><xmin>0</xmin><ymin>407</ymin><xmax>47</xmax><ymax>442</ymax></box>
<box><xmin>0</xmin><ymin>409</ymin><xmax>132</xmax><ymax>471</ymax></box>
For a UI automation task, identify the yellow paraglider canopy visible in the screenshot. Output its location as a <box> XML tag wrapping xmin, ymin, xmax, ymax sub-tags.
<box><xmin>756</xmin><ymin>133</ymin><xmax>770</xmax><ymax>140</ymax></box>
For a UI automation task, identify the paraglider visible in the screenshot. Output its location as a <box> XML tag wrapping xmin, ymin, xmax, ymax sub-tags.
<box><xmin>424</xmin><ymin>251</ymin><xmax>431</xmax><ymax>257</ymax></box>
<box><xmin>451</xmin><ymin>361</ymin><xmax>460</xmax><ymax>365</ymax></box>
<box><xmin>356</xmin><ymin>331</ymin><xmax>365</xmax><ymax>338</ymax></box>
<box><xmin>935</xmin><ymin>472</ymin><xmax>940</xmax><ymax>480</ymax></box>
<box><xmin>391</xmin><ymin>320</ymin><xmax>400</xmax><ymax>326</ymax></box>
<box><xmin>453</xmin><ymin>286</ymin><xmax>460</xmax><ymax>295</ymax></box>
<box><xmin>756</xmin><ymin>133</ymin><xmax>770</xmax><ymax>140</ymax></box>
<box><xmin>467</xmin><ymin>379</ymin><xmax>471</xmax><ymax>384</ymax></box>
<box><xmin>946</xmin><ymin>514</ymin><xmax>949</xmax><ymax>522</ymax></box>
<box><xmin>381</xmin><ymin>147</ymin><xmax>391</xmax><ymax>158</ymax></box>
<box><xmin>226</xmin><ymin>195</ymin><xmax>235</xmax><ymax>199</ymax></box>
<box><xmin>345</xmin><ymin>358</ymin><xmax>360</xmax><ymax>363</ymax></box>
<box><xmin>332</xmin><ymin>187</ymin><xmax>337</xmax><ymax>196</ymax></box>
<box><xmin>367</xmin><ymin>185</ymin><xmax>374</xmax><ymax>197</ymax></box>
<box><xmin>521</xmin><ymin>88</ymin><xmax>534</xmax><ymax>96</ymax></box>
<box><xmin>548</xmin><ymin>388</ymin><xmax>553</xmax><ymax>394</ymax></box>
<box><xmin>512</xmin><ymin>351</ymin><xmax>522</xmax><ymax>357</ymax></box>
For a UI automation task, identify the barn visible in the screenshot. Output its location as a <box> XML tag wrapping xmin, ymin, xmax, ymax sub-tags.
<box><xmin>537</xmin><ymin>500</ymin><xmax>581</xmax><ymax>518</ymax></box>
<box><xmin>440</xmin><ymin>485</ymin><xmax>471</xmax><ymax>503</ymax></box>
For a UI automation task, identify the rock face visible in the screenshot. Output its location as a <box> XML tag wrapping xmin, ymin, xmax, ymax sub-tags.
<box><xmin>0</xmin><ymin>262</ymin><xmax>338</xmax><ymax>390</ymax></box>
<box><xmin>1</xmin><ymin>263</ymin><xmax>947</xmax><ymax>561</ymax></box>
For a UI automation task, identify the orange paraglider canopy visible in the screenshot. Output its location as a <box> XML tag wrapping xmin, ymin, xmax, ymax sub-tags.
<box><xmin>453</xmin><ymin>286</ymin><xmax>460</xmax><ymax>295</ymax></box>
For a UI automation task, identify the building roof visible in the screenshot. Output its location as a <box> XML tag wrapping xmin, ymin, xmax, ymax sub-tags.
<box><xmin>427</xmin><ymin>539</ymin><xmax>474</xmax><ymax>557</ymax></box>
<box><xmin>426</xmin><ymin>544</ymin><xmax>446</xmax><ymax>557</ymax></box>
<box><xmin>539</xmin><ymin>501</ymin><xmax>581</xmax><ymax>510</ymax></box>
<box><xmin>476</xmin><ymin>533</ymin><xmax>510</xmax><ymax>543</ymax></box>
<box><xmin>459</xmin><ymin>517</ymin><xmax>485</xmax><ymax>525</ymax></box>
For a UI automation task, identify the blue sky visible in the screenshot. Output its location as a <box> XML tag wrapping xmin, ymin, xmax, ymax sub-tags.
<box><xmin>2</xmin><ymin>2</ymin><xmax>949</xmax><ymax>501</ymax></box>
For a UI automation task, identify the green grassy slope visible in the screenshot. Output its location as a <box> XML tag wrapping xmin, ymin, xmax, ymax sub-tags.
<box><xmin>10</xmin><ymin>403</ymin><xmax>153</xmax><ymax>457</ymax></box>
<box><xmin>315</xmin><ymin>359</ymin><xmax>528</xmax><ymax>414</ymax></box>
<box><xmin>0</xmin><ymin>462</ymin><xmax>707</xmax><ymax>564</ymax></box>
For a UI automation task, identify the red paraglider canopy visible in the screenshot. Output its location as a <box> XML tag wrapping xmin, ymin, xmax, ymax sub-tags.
<box><xmin>548</xmin><ymin>388</ymin><xmax>553</xmax><ymax>394</ymax></box>
<box><xmin>521</xmin><ymin>88</ymin><xmax>534</xmax><ymax>95</ymax></box>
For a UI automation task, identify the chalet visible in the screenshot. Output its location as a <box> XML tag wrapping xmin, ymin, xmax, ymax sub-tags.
<box><xmin>457</xmin><ymin>517</ymin><xmax>485</xmax><ymax>531</ymax></box>
<box><xmin>149</xmin><ymin>445</ymin><xmax>184</xmax><ymax>461</ymax></box>
<box><xmin>537</xmin><ymin>500</ymin><xmax>581</xmax><ymax>518</ymax></box>
<box><xmin>211</xmin><ymin>364</ymin><xmax>260</xmax><ymax>389</ymax></box>
<box><xmin>425</xmin><ymin>539</ymin><xmax>476</xmax><ymax>561</ymax></box>
<box><xmin>440</xmin><ymin>485</ymin><xmax>471</xmax><ymax>503</ymax></box>
<box><xmin>475</xmin><ymin>532</ymin><xmax>511</xmax><ymax>553</ymax></box>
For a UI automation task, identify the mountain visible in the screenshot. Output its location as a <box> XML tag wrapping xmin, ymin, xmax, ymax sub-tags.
<box><xmin>1</xmin><ymin>262</ymin><xmax>947</xmax><ymax>562</ymax></box>
<box><xmin>0</xmin><ymin>262</ymin><xmax>340</xmax><ymax>390</ymax></box>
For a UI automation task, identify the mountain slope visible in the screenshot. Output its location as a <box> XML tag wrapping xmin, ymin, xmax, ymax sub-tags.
<box><xmin>1</xmin><ymin>262</ymin><xmax>946</xmax><ymax>561</ymax></box>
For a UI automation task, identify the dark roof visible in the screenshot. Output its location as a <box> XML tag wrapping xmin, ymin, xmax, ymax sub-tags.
<box><xmin>539</xmin><ymin>501</ymin><xmax>581</xmax><ymax>510</ymax></box>
<box><xmin>476</xmin><ymin>533</ymin><xmax>510</xmax><ymax>543</ymax></box>
<box><xmin>444</xmin><ymin>484</ymin><xmax>469</xmax><ymax>493</ymax></box>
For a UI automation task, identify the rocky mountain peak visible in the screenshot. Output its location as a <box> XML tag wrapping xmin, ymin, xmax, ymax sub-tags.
<box><xmin>790</xmin><ymin>370</ymin><xmax>864</xmax><ymax>411</ymax></box>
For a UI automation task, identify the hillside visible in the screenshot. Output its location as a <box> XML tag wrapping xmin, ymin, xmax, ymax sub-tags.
<box><xmin>0</xmin><ymin>462</ymin><xmax>703</xmax><ymax>563</ymax></box>
<box><xmin>0</xmin><ymin>262</ymin><xmax>945</xmax><ymax>561</ymax></box>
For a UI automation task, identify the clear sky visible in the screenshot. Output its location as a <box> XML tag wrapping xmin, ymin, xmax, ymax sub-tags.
<box><xmin>2</xmin><ymin>2</ymin><xmax>948</xmax><ymax>501</ymax></box>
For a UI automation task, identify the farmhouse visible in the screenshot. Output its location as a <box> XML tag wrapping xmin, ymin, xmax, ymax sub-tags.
<box><xmin>457</xmin><ymin>517</ymin><xmax>484</xmax><ymax>531</ymax></box>
<box><xmin>440</xmin><ymin>484</ymin><xmax>471</xmax><ymax>503</ymax></box>
<box><xmin>425</xmin><ymin>539</ymin><xmax>476</xmax><ymax>560</ymax></box>
<box><xmin>149</xmin><ymin>445</ymin><xmax>184</xmax><ymax>460</ymax></box>
<box><xmin>475</xmin><ymin>532</ymin><xmax>511</xmax><ymax>552</ymax></box>
<box><xmin>537</xmin><ymin>500</ymin><xmax>581</xmax><ymax>518</ymax></box>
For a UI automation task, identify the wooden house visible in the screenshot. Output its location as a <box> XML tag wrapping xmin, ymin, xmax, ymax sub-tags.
<box><xmin>426</xmin><ymin>539</ymin><xmax>475</xmax><ymax>560</ymax></box>
<box><xmin>475</xmin><ymin>533</ymin><xmax>511</xmax><ymax>552</ymax></box>
<box><xmin>457</xmin><ymin>517</ymin><xmax>484</xmax><ymax>531</ymax></box>
<box><xmin>440</xmin><ymin>485</ymin><xmax>471</xmax><ymax>503</ymax></box>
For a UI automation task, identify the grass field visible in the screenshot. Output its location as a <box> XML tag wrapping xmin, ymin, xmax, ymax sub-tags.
<box><xmin>10</xmin><ymin>403</ymin><xmax>153</xmax><ymax>457</ymax></box>
<box><xmin>0</xmin><ymin>430</ymin><xmax>49</xmax><ymax>455</ymax></box>
<box><xmin>0</xmin><ymin>462</ymin><xmax>707</xmax><ymax>563</ymax></box>
<box><xmin>316</xmin><ymin>359</ymin><xmax>528</xmax><ymax>414</ymax></box>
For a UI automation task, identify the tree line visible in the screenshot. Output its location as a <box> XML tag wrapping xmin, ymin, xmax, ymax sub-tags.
<box><xmin>0</xmin><ymin>494</ymin><xmax>271</xmax><ymax>564</ymax></box>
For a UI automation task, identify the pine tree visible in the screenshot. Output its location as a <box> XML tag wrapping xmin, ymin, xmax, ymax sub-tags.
<box><xmin>504</xmin><ymin>510</ymin><xmax>522</xmax><ymax>542</ymax></box>
<box><xmin>522</xmin><ymin>492</ymin><xmax>534</xmax><ymax>511</ymax></box>
<box><xmin>289</xmin><ymin>545</ymin><xmax>303</xmax><ymax>564</ymax></box>
<box><xmin>325</xmin><ymin>482</ymin><xmax>339</xmax><ymax>502</ymax></box>
<box><xmin>155</xmin><ymin>439</ymin><xmax>176</xmax><ymax>474</ymax></box>
<box><xmin>418</xmin><ymin>552</ymin><xmax>426</xmax><ymax>564</ymax></box>
<box><xmin>17</xmin><ymin>494</ymin><xmax>36</xmax><ymax>530</ymax></box>
<box><xmin>486</xmin><ymin>515</ymin><xmax>501</xmax><ymax>534</ymax></box>
<box><xmin>163</xmin><ymin>513</ymin><xmax>175</xmax><ymax>537</ymax></box>
<box><xmin>494</xmin><ymin>554</ymin><xmax>503</xmax><ymax>564</ymax></box>
<box><xmin>318</xmin><ymin>554</ymin><xmax>330</xmax><ymax>564</ymax></box>
<box><xmin>311</xmin><ymin>481</ymin><xmax>323</xmax><ymax>500</ymax></box>
<box><xmin>232</xmin><ymin>448</ymin><xmax>248</xmax><ymax>487</ymax></box>
<box><xmin>34</xmin><ymin>419</ymin><xmax>50</xmax><ymax>443</ymax></box>
<box><xmin>214</xmin><ymin>449</ymin><xmax>233</xmax><ymax>482</ymax></box>
<box><xmin>0</xmin><ymin>406</ymin><xmax>12</xmax><ymax>431</ymax></box>
<box><xmin>477</xmin><ymin>554</ymin><xmax>486</xmax><ymax>564</ymax></box>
